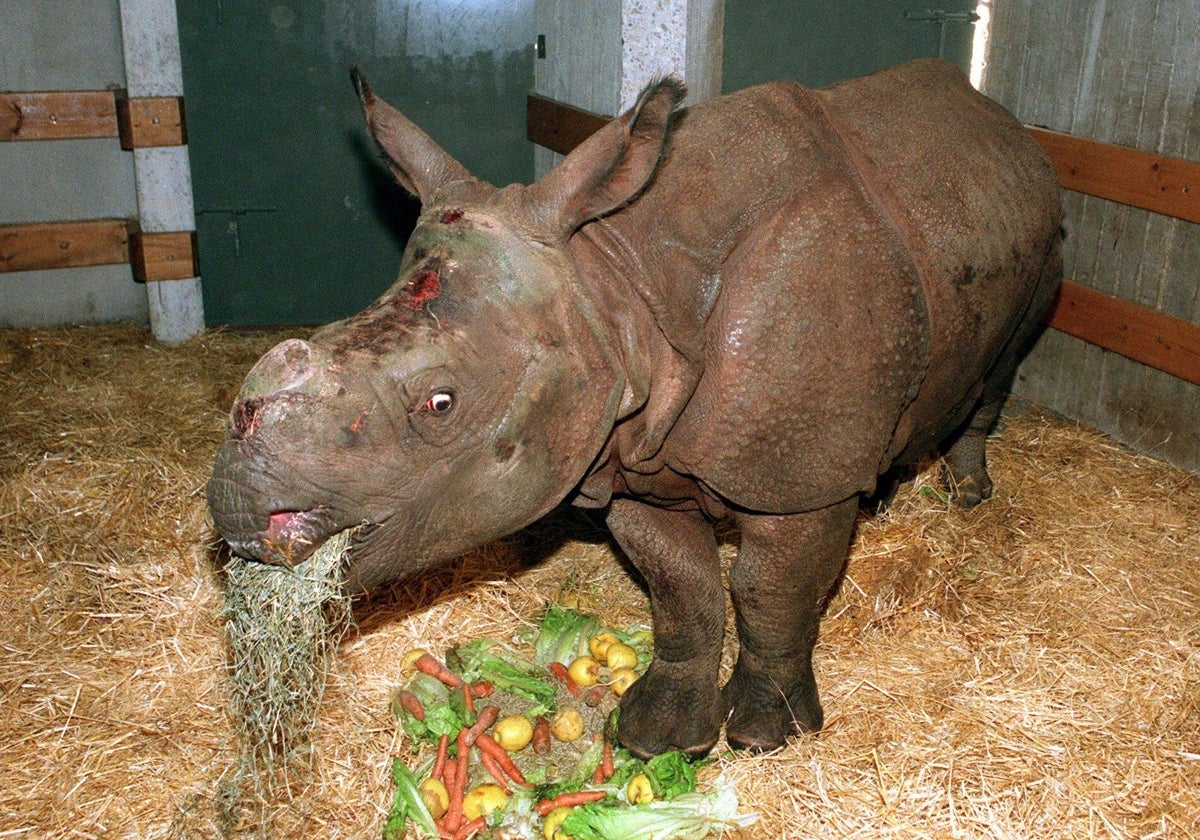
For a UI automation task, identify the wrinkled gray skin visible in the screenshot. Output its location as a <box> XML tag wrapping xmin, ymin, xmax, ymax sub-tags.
<box><xmin>208</xmin><ymin>59</ymin><xmax>1062</xmax><ymax>757</ymax></box>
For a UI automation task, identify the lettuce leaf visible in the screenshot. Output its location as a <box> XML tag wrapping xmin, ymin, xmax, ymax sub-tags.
<box><xmin>451</xmin><ymin>639</ymin><xmax>557</xmax><ymax>713</ymax></box>
<box><xmin>534</xmin><ymin>605</ymin><xmax>600</xmax><ymax>667</ymax></box>
<box><xmin>560</xmin><ymin>780</ymin><xmax>757</xmax><ymax>840</ymax></box>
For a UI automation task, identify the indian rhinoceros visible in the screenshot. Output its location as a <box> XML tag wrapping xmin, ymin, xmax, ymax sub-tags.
<box><xmin>207</xmin><ymin>58</ymin><xmax>1062</xmax><ymax>757</ymax></box>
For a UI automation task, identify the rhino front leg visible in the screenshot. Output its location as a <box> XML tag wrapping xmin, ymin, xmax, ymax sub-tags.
<box><xmin>723</xmin><ymin>498</ymin><xmax>857</xmax><ymax>752</ymax></box>
<box><xmin>606</xmin><ymin>499</ymin><xmax>726</xmax><ymax>758</ymax></box>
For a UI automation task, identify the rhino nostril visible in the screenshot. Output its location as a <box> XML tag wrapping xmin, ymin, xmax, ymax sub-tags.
<box><xmin>232</xmin><ymin>396</ymin><xmax>266</xmax><ymax>439</ymax></box>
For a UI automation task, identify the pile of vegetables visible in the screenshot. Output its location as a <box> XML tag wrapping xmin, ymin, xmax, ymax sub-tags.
<box><xmin>383</xmin><ymin>606</ymin><xmax>756</xmax><ymax>839</ymax></box>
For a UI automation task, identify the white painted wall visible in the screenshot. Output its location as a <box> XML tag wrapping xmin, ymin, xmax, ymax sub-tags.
<box><xmin>533</xmin><ymin>0</ymin><xmax>723</xmax><ymax>177</ymax></box>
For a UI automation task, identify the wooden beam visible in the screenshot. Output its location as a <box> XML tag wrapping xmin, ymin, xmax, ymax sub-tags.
<box><xmin>128</xmin><ymin>230</ymin><xmax>199</xmax><ymax>282</ymax></box>
<box><xmin>0</xmin><ymin>220</ymin><xmax>130</xmax><ymax>273</ymax></box>
<box><xmin>1045</xmin><ymin>280</ymin><xmax>1200</xmax><ymax>386</ymax></box>
<box><xmin>1028</xmin><ymin>126</ymin><xmax>1200</xmax><ymax>224</ymax></box>
<box><xmin>0</xmin><ymin>91</ymin><xmax>118</xmax><ymax>141</ymax></box>
<box><xmin>116</xmin><ymin>95</ymin><xmax>187</xmax><ymax>149</ymax></box>
<box><xmin>526</xmin><ymin>93</ymin><xmax>609</xmax><ymax>156</ymax></box>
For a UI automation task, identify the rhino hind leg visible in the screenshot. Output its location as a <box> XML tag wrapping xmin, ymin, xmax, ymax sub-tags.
<box><xmin>941</xmin><ymin>392</ymin><xmax>1003</xmax><ymax>509</ymax></box>
<box><xmin>606</xmin><ymin>500</ymin><xmax>726</xmax><ymax>758</ymax></box>
<box><xmin>722</xmin><ymin>498</ymin><xmax>858</xmax><ymax>752</ymax></box>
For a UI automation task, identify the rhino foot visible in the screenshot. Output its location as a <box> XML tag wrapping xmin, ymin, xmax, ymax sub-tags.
<box><xmin>721</xmin><ymin>660</ymin><xmax>823</xmax><ymax>753</ymax></box>
<box><xmin>616</xmin><ymin>659</ymin><xmax>723</xmax><ymax>759</ymax></box>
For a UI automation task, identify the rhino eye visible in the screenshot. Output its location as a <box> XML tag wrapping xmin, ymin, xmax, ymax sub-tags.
<box><xmin>423</xmin><ymin>390</ymin><xmax>455</xmax><ymax>414</ymax></box>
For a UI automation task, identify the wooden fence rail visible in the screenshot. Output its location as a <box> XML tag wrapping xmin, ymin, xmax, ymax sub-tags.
<box><xmin>526</xmin><ymin>94</ymin><xmax>1200</xmax><ymax>386</ymax></box>
<box><xmin>0</xmin><ymin>89</ymin><xmax>194</xmax><ymax>283</ymax></box>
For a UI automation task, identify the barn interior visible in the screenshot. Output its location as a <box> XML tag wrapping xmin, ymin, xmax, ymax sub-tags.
<box><xmin>2</xmin><ymin>2</ymin><xmax>1198</xmax><ymax>838</ymax></box>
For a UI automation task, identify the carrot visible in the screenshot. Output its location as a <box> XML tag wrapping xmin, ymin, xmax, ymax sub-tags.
<box><xmin>432</xmin><ymin>732</ymin><xmax>449</xmax><ymax>781</ymax></box>
<box><xmin>535</xmin><ymin>790</ymin><xmax>608</xmax><ymax>815</ymax></box>
<box><xmin>470</xmin><ymin>680</ymin><xmax>494</xmax><ymax>698</ymax></box>
<box><xmin>462</xmin><ymin>681</ymin><xmax>475</xmax><ymax>715</ymax></box>
<box><xmin>478</xmin><ymin>748</ymin><xmax>513</xmax><ymax>794</ymax></box>
<box><xmin>600</xmin><ymin>739</ymin><xmax>614</xmax><ymax>780</ymax></box>
<box><xmin>531</xmin><ymin>715</ymin><xmax>551</xmax><ymax>755</ymax></box>
<box><xmin>396</xmin><ymin>689</ymin><xmax>426</xmax><ymax>721</ymax></box>
<box><xmin>415</xmin><ymin>653</ymin><xmax>465</xmax><ymax>688</ymax></box>
<box><xmin>443</xmin><ymin>730</ymin><xmax>470</xmax><ymax>832</ymax></box>
<box><xmin>583</xmin><ymin>683</ymin><xmax>608</xmax><ymax>707</ymax></box>
<box><xmin>592</xmin><ymin>739</ymin><xmax>614</xmax><ymax>784</ymax></box>
<box><xmin>463</xmin><ymin>704</ymin><xmax>499</xmax><ymax>747</ymax></box>
<box><xmin>452</xmin><ymin>815</ymin><xmax>488</xmax><ymax>840</ymax></box>
<box><xmin>475</xmin><ymin>733</ymin><xmax>530</xmax><ymax>787</ymax></box>
<box><xmin>549</xmin><ymin>661</ymin><xmax>581</xmax><ymax>696</ymax></box>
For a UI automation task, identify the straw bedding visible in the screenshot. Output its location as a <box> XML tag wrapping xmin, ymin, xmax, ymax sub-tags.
<box><xmin>0</xmin><ymin>324</ymin><xmax>1196</xmax><ymax>839</ymax></box>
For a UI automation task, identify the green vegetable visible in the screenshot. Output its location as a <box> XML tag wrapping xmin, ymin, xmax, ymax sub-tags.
<box><xmin>607</xmin><ymin>748</ymin><xmax>698</xmax><ymax>799</ymax></box>
<box><xmin>451</xmin><ymin>639</ymin><xmax>557</xmax><ymax>712</ymax></box>
<box><xmin>395</xmin><ymin>672</ymin><xmax>468</xmax><ymax>743</ymax></box>
<box><xmin>644</xmin><ymin>750</ymin><xmax>698</xmax><ymax>799</ymax></box>
<box><xmin>382</xmin><ymin>758</ymin><xmax>437</xmax><ymax>839</ymax></box>
<box><xmin>534</xmin><ymin>605</ymin><xmax>600</xmax><ymax>667</ymax></box>
<box><xmin>560</xmin><ymin>779</ymin><xmax>757</xmax><ymax>840</ymax></box>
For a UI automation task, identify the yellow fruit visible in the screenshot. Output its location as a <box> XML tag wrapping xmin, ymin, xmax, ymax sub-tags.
<box><xmin>493</xmin><ymin>714</ymin><xmax>535</xmax><ymax>752</ymax></box>
<box><xmin>567</xmin><ymin>655</ymin><xmax>601</xmax><ymax>687</ymax></box>
<box><xmin>604</xmin><ymin>642</ymin><xmax>638</xmax><ymax>671</ymax></box>
<box><xmin>419</xmin><ymin>777</ymin><xmax>449</xmax><ymax>819</ymax></box>
<box><xmin>627</xmin><ymin>629</ymin><xmax>653</xmax><ymax>648</ymax></box>
<box><xmin>463</xmin><ymin>783</ymin><xmax>509</xmax><ymax>820</ymax></box>
<box><xmin>588</xmin><ymin>631</ymin><xmax>621</xmax><ymax>663</ymax></box>
<box><xmin>543</xmin><ymin>805</ymin><xmax>574</xmax><ymax>839</ymax></box>
<box><xmin>551</xmin><ymin>707</ymin><xmax>585</xmax><ymax>742</ymax></box>
<box><xmin>400</xmin><ymin>647</ymin><xmax>430</xmax><ymax>677</ymax></box>
<box><xmin>609</xmin><ymin>666</ymin><xmax>638</xmax><ymax>697</ymax></box>
<box><xmin>626</xmin><ymin>773</ymin><xmax>655</xmax><ymax>805</ymax></box>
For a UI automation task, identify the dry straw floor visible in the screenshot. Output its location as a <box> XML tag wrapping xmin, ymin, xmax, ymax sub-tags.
<box><xmin>1</xmin><ymin>325</ymin><xmax>1197</xmax><ymax>839</ymax></box>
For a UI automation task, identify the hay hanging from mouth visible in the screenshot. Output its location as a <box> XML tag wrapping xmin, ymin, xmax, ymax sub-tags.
<box><xmin>220</xmin><ymin>527</ymin><xmax>357</xmax><ymax>789</ymax></box>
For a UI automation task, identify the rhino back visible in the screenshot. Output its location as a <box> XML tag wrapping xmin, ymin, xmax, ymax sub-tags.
<box><xmin>817</xmin><ymin>58</ymin><xmax>1063</xmax><ymax>464</ymax></box>
<box><xmin>609</xmin><ymin>60</ymin><xmax>1058</xmax><ymax>513</ymax></box>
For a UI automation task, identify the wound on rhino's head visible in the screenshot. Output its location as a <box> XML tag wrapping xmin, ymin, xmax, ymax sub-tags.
<box><xmin>207</xmin><ymin>67</ymin><xmax>685</xmax><ymax>591</ymax></box>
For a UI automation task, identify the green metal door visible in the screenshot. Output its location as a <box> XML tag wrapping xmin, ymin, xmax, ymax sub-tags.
<box><xmin>179</xmin><ymin>1</ymin><xmax>535</xmax><ymax>326</ymax></box>
<box><xmin>723</xmin><ymin>0</ymin><xmax>979</xmax><ymax>92</ymax></box>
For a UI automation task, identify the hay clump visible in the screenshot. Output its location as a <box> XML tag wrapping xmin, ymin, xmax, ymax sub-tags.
<box><xmin>221</xmin><ymin>527</ymin><xmax>357</xmax><ymax>787</ymax></box>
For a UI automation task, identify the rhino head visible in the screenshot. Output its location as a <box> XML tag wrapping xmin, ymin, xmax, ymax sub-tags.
<box><xmin>207</xmin><ymin>69</ymin><xmax>684</xmax><ymax>591</ymax></box>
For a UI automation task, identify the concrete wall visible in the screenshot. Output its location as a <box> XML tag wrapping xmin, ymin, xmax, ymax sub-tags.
<box><xmin>983</xmin><ymin>0</ymin><xmax>1199</xmax><ymax>471</ymax></box>
<box><xmin>0</xmin><ymin>0</ymin><xmax>148</xmax><ymax>328</ymax></box>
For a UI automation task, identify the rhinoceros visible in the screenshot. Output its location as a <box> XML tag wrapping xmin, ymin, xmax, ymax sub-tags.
<box><xmin>207</xmin><ymin>58</ymin><xmax>1062</xmax><ymax>757</ymax></box>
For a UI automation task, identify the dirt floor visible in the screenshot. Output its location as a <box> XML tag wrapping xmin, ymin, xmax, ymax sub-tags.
<box><xmin>1</xmin><ymin>325</ymin><xmax>1197</xmax><ymax>839</ymax></box>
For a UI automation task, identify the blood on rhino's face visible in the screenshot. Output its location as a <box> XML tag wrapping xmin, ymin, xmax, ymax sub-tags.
<box><xmin>206</xmin><ymin>68</ymin><xmax>681</xmax><ymax>589</ymax></box>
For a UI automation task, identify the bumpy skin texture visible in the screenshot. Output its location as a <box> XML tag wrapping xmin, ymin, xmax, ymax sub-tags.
<box><xmin>207</xmin><ymin>60</ymin><xmax>1063</xmax><ymax>757</ymax></box>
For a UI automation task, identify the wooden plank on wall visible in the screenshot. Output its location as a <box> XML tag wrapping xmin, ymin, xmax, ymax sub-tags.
<box><xmin>1045</xmin><ymin>279</ymin><xmax>1200</xmax><ymax>386</ymax></box>
<box><xmin>0</xmin><ymin>220</ymin><xmax>130</xmax><ymax>272</ymax></box>
<box><xmin>128</xmin><ymin>230</ymin><xmax>198</xmax><ymax>282</ymax></box>
<box><xmin>1029</xmin><ymin>126</ymin><xmax>1200</xmax><ymax>224</ymax></box>
<box><xmin>0</xmin><ymin>91</ymin><xmax>118</xmax><ymax>141</ymax></box>
<box><xmin>527</xmin><ymin>93</ymin><xmax>608</xmax><ymax>156</ymax></box>
<box><xmin>116</xmin><ymin>95</ymin><xmax>187</xmax><ymax>149</ymax></box>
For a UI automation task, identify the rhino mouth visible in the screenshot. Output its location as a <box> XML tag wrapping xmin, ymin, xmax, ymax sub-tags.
<box><xmin>234</xmin><ymin>506</ymin><xmax>346</xmax><ymax>567</ymax></box>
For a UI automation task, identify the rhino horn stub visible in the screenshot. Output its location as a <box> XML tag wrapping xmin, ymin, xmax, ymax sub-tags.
<box><xmin>527</xmin><ymin>76</ymin><xmax>686</xmax><ymax>241</ymax></box>
<box><xmin>351</xmin><ymin>64</ymin><xmax>478</xmax><ymax>203</ymax></box>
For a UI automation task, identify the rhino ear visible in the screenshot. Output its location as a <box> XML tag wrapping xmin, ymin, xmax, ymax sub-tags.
<box><xmin>528</xmin><ymin>77</ymin><xmax>685</xmax><ymax>240</ymax></box>
<box><xmin>351</xmin><ymin>64</ymin><xmax>475</xmax><ymax>202</ymax></box>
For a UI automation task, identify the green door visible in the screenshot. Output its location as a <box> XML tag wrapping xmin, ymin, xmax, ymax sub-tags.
<box><xmin>723</xmin><ymin>0</ymin><xmax>979</xmax><ymax>92</ymax></box>
<box><xmin>179</xmin><ymin>1</ymin><xmax>535</xmax><ymax>326</ymax></box>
